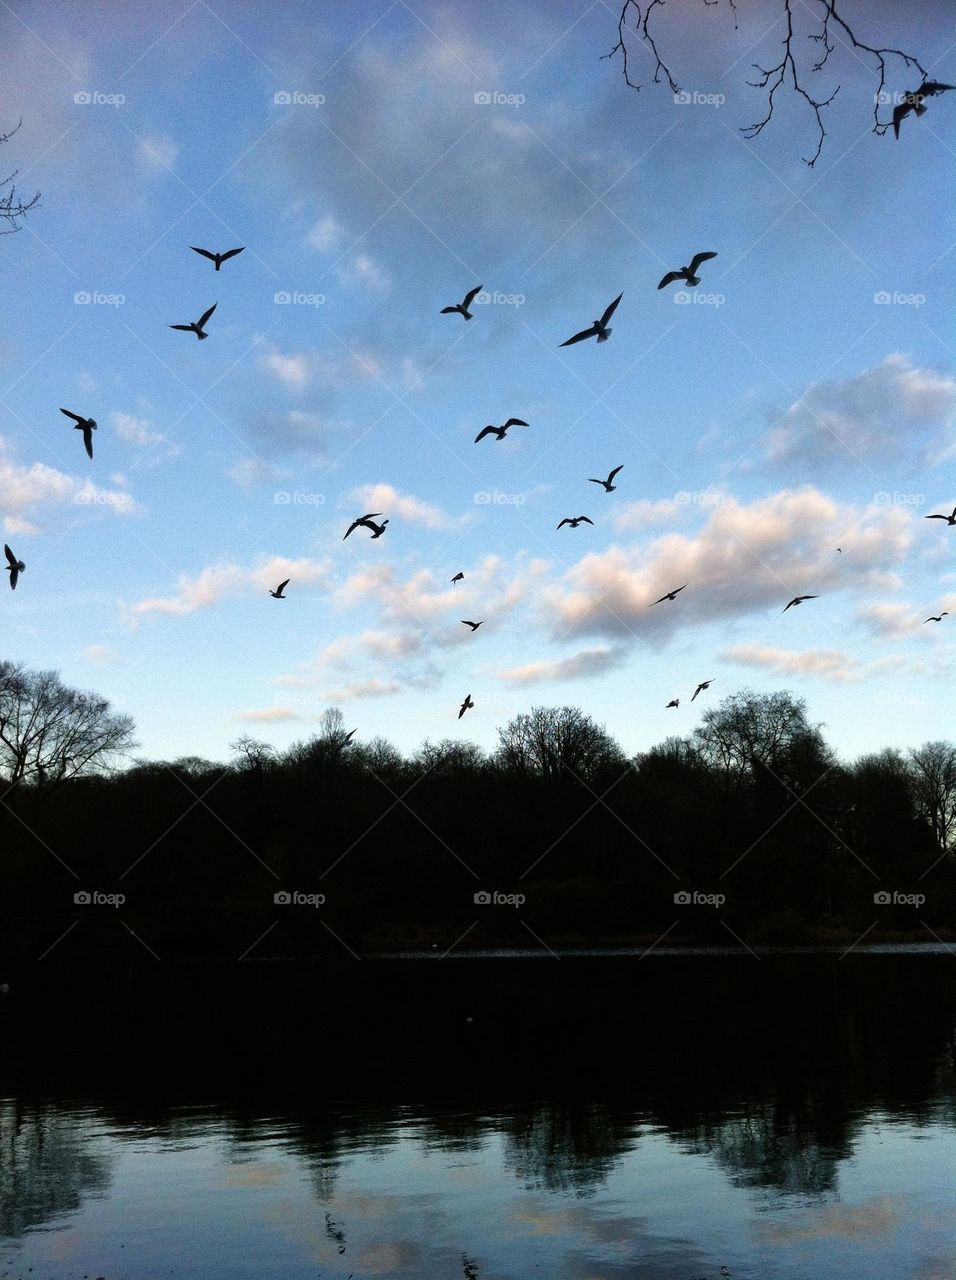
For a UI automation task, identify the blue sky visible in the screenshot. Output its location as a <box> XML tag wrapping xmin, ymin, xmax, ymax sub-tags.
<box><xmin>1</xmin><ymin>0</ymin><xmax>953</xmax><ymax>764</ymax></box>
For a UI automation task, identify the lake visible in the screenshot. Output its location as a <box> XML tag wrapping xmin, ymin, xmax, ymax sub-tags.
<box><xmin>1</xmin><ymin>950</ymin><xmax>954</xmax><ymax>1279</ymax></box>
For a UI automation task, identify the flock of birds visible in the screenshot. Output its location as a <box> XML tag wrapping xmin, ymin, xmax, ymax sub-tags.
<box><xmin>4</xmin><ymin>82</ymin><xmax>954</xmax><ymax>723</ymax></box>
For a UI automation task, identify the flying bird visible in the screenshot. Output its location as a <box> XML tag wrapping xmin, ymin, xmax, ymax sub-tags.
<box><xmin>892</xmin><ymin>81</ymin><xmax>955</xmax><ymax>138</ymax></box>
<box><xmin>925</xmin><ymin>506</ymin><xmax>956</xmax><ymax>526</ymax></box>
<box><xmin>441</xmin><ymin>285</ymin><xmax>482</xmax><ymax>320</ymax></box>
<box><xmin>657</xmin><ymin>251</ymin><xmax>718</xmax><ymax>290</ymax></box>
<box><xmin>557</xmin><ymin>516</ymin><xmax>594</xmax><ymax>529</ymax></box>
<box><xmin>451</xmin><ymin>572</ymin><xmax>464</xmax><ymax>585</ymax></box>
<box><xmin>474</xmin><ymin>418</ymin><xmax>528</xmax><ymax>443</ymax></box>
<box><xmin>783</xmin><ymin>595</ymin><xmax>819</xmax><ymax>612</ymax></box>
<box><xmin>4</xmin><ymin>544</ymin><xmax>24</xmax><ymax>590</ymax></box>
<box><xmin>343</xmin><ymin>513</ymin><xmax>389</xmax><ymax>540</ymax></box>
<box><xmin>190</xmin><ymin>245</ymin><xmax>245</xmax><ymax>270</ymax></box>
<box><xmin>666</xmin><ymin>698</ymin><xmax>680</xmax><ymax>709</ymax></box>
<box><xmin>589</xmin><ymin>465</ymin><xmax>623</xmax><ymax>493</ymax></box>
<box><xmin>60</xmin><ymin>407</ymin><xmax>96</xmax><ymax>459</ymax></box>
<box><xmin>691</xmin><ymin>679</ymin><xmax>713</xmax><ymax>702</ymax></box>
<box><xmin>925</xmin><ymin>613</ymin><xmax>949</xmax><ymax>623</ymax></box>
<box><xmin>650</xmin><ymin>584</ymin><xmax>687</xmax><ymax>606</ymax></box>
<box><xmin>461</xmin><ymin>620</ymin><xmax>483</xmax><ymax>631</ymax></box>
<box><xmin>458</xmin><ymin>693</ymin><xmax>474</xmax><ymax>719</ymax></box>
<box><xmin>269</xmin><ymin>579</ymin><xmax>289</xmax><ymax>599</ymax></box>
<box><xmin>169</xmin><ymin>303</ymin><xmax>217</xmax><ymax>340</ymax></box>
<box><xmin>560</xmin><ymin>292</ymin><xmax>622</xmax><ymax>346</ymax></box>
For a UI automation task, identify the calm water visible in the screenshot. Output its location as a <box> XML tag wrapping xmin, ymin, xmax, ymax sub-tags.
<box><xmin>1</xmin><ymin>951</ymin><xmax>955</xmax><ymax>1279</ymax></box>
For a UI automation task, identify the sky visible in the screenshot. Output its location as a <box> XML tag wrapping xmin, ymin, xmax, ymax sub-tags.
<box><xmin>0</xmin><ymin>0</ymin><xmax>953</xmax><ymax>766</ymax></box>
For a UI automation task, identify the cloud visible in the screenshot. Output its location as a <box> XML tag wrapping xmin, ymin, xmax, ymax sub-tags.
<box><xmin>322</xmin><ymin>678</ymin><xmax>402</xmax><ymax>700</ymax></box>
<box><xmin>227</xmin><ymin>457</ymin><xmax>288</xmax><ymax>489</ymax></box>
<box><xmin>350</xmin><ymin>483</ymin><xmax>461</xmax><ymax>531</ymax></box>
<box><xmin>138</xmin><ymin>133</ymin><xmax>178</xmax><ymax>173</ymax></box>
<box><xmin>721</xmin><ymin>643</ymin><xmax>864</xmax><ymax>683</ymax></box>
<box><xmin>127</xmin><ymin>556</ymin><xmax>330</xmax><ymax>622</ymax></box>
<box><xmin>762</xmin><ymin>355</ymin><xmax>956</xmax><ymax>472</ymax></box>
<box><xmin>236</xmin><ymin>707</ymin><xmax>300</xmax><ymax>723</ymax></box>
<box><xmin>84</xmin><ymin>644</ymin><xmax>117</xmax><ymax>665</ymax></box>
<box><xmin>498</xmin><ymin>645</ymin><xmax>628</xmax><ymax>685</ymax></box>
<box><xmin>858</xmin><ymin>602</ymin><xmax>922</xmax><ymax>638</ymax></box>
<box><xmin>543</xmin><ymin>488</ymin><xmax>913</xmax><ymax>642</ymax></box>
<box><xmin>0</xmin><ymin>446</ymin><xmax>140</xmax><ymax>528</ymax></box>
<box><xmin>307</xmin><ymin>215</ymin><xmax>345</xmax><ymax>252</ymax></box>
<box><xmin>111</xmin><ymin>411</ymin><xmax>178</xmax><ymax>459</ymax></box>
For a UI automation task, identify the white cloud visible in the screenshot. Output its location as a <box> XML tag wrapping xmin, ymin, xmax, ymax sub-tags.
<box><xmin>138</xmin><ymin>133</ymin><xmax>178</xmax><ymax>173</ymax></box>
<box><xmin>722</xmin><ymin>644</ymin><xmax>864</xmax><ymax>683</ymax></box>
<box><xmin>236</xmin><ymin>707</ymin><xmax>300</xmax><ymax>722</ymax></box>
<box><xmin>322</xmin><ymin>678</ymin><xmax>402</xmax><ymax>700</ymax></box>
<box><xmin>127</xmin><ymin>556</ymin><xmax>330</xmax><ymax>622</ymax></box>
<box><xmin>0</xmin><ymin>446</ymin><xmax>140</xmax><ymax>528</ymax></box>
<box><xmin>350</xmin><ymin>483</ymin><xmax>461</xmax><ymax>531</ymax></box>
<box><xmin>498</xmin><ymin>645</ymin><xmax>627</xmax><ymax>685</ymax></box>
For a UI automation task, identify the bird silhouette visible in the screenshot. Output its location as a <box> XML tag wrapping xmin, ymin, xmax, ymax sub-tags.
<box><xmin>441</xmin><ymin>285</ymin><xmax>482</xmax><ymax>320</ymax></box>
<box><xmin>588</xmin><ymin>465</ymin><xmax>623</xmax><ymax>493</ymax></box>
<box><xmin>474</xmin><ymin>418</ymin><xmax>528</xmax><ymax>443</ymax></box>
<box><xmin>925</xmin><ymin>612</ymin><xmax>949</xmax><ymax>623</ymax></box>
<box><xmin>650</xmin><ymin>584</ymin><xmax>687</xmax><ymax>606</ymax></box>
<box><xmin>657</xmin><ymin>252</ymin><xmax>717</xmax><ymax>290</ymax></box>
<box><xmin>783</xmin><ymin>594</ymin><xmax>819</xmax><ymax>612</ymax></box>
<box><xmin>925</xmin><ymin>506</ymin><xmax>956</xmax><ymax>526</ymax></box>
<box><xmin>892</xmin><ymin>81</ymin><xmax>955</xmax><ymax>138</ymax></box>
<box><xmin>557</xmin><ymin>516</ymin><xmax>594</xmax><ymax>529</ymax></box>
<box><xmin>344</xmin><ymin>513</ymin><xmax>389</xmax><ymax>540</ymax></box>
<box><xmin>60</xmin><ymin>408</ymin><xmax>96</xmax><ymax>459</ymax></box>
<box><xmin>169</xmin><ymin>303</ymin><xmax>217</xmax><ymax>339</ymax></box>
<box><xmin>190</xmin><ymin>245</ymin><xmax>244</xmax><ymax>270</ymax></box>
<box><xmin>269</xmin><ymin>579</ymin><xmax>289</xmax><ymax>598</ymax></box>
<box><xmin>691</xmin><ymin>679</ymin><xmax>713</xmax><ymax>701</ymax></box>
<box><xmin>461</xmin><ymin>620</ymin><xmax>483</xmax><ymax>631</ymax></box>
<box><xmin>4</xmin><ymin>544</ymin><xmax>25</xmax><ymax>590</ymax></box>
<box><xmin>459</xmin><ymin>693</ymin><xmax>474</xmax><ymax>719</ymax></box>
<box><xmin>666</xmin><ymin>698</ymin><xmax>680</xmax><ymax>708</ymax></box>
<box><xmin>451</xmin><ymin>572</ymin><xmax>464</xmax><ymax>585</ymax></box>
<box><xmin>560</xmin><ymin>293</ymin><xmax>622</xmax><ymax>346</ymax></box>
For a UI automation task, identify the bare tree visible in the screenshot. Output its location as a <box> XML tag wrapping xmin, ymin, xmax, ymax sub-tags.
<box><xmin>692</xmin><ymin>689</ymin><xmax>830</xmax><ymax>793</ymax></box>
<box><xmin>908</xmin><ymin>741</ymin><xmax>956</xmax><ymax>856</ymax></box>
<box><xmin>0</xmin><ymin>661</ymin><xmax>136</xmax><ymax>793</ymax></box>
<box><xmin>606</xmin><ymin>1</ymin><xmax>929</xmax><ymax>165</ymax></box>
<box><xmin>229</xmin><ymin>735</ymin><xmax>275</xmax><ymax>773</ymax></box>
<box><xmin>1</xmin><ymin>119</ymin><xmax>40</xmax><ymax>233</ymax></box>
<box><xmin>496</xmin><ymin>706</ymin><xmax>625</xmax><ymax>784</ymax></box>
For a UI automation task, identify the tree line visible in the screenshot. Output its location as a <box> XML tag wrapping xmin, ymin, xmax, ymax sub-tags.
<box><xmin>0</xmin><ymin>660</ymin><xmax>953</xmax><ymax>963</ymax></box>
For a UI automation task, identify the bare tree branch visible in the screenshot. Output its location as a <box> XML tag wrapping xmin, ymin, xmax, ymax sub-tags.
<box><xmin>0</xmin><ymin>119</ymin><xmax>40</xmax><ymax>234</ymax></box>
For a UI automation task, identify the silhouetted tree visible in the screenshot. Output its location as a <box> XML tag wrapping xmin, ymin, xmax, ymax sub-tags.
<box><xmin>0</xmin><ymin>119</ymin><xmax>40</xmax><ymax>233</ymax></box>
<box><xmin>909</xmin><ymin>741</ymin><xmax>956</xmax><ymax>857</ymax></box>
<box><xmin>496</xmin><ymin>705</ymin><xmax>625</xmax><ymax>785</ymax></box>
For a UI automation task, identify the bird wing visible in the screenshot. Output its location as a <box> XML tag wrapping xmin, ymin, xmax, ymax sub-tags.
<box><xmin>672</xmin><ymin>584</ymin><xmax>687</xmax><ymax>596</ymax></box>
<box><xmin>83</xmin><ymin>428</ymin><xmax>93</xmax><ymax>459</ymax></box>
<box><xmin>557</xmin><ymin>519</ymin><xmax>571</xmax><ymax>528</ymax></box>
<box><xmin>502</xmin><ymin>418</ymin><xmax>528</xmax><ymax>428</ymax></box>
<box><xmin>190</xmin><ymin>246</ymin><xmax>216</xmax><ymax>261</ymax></box>
<box><xmin>474</xmin><ymin>426</ymin><xmax>496</xmax><ymax>442</ymax></box>
<box><xmin>4</xmin><ymin>544</ymin><xmax>16</xmax><ymax>569</ymax></box>
<box><xmin>925</xmin><ymin>513</ymin><xmax>947</xmax><ymax>519</ymax></box>
<box><xmin>560</xmin><ymin>324</ymin><xmax>598</xmax><ymax>347</ymax></box>
<box><xmin>358</xmin><ymin>513</ymin><xmax>382</xmax><ymax>521</ymax></box>
<box><xmin>277</xmin><ymin>579</ymin><xmax>290</xmax><ymax>593</ymax></box>
<box><xmin>462</xmin><ymin>620</ymin><xmax>476</xmax><ymax>628</ymax></box>
<box><xmin>892</xmin><ymin>103</ymin><xmax>909</xmax><ymax>137</ymax></box>
<box><xmin>197</xmin><ymin>303</ymin><xmax>217</xmax><ymax>328</ymax></box>
<box><xmin>689</xmin><ymin>251</ymin><xmax>718</xmax><ymax>274</ymax></box>
<box><xmin>607</xmin><ymin>465</ymin><xmax>624</xmax><ymax>482</ymax></box>
<box><xmin>169</xmin><ymin>324</ymin><xmax>193</xmax><ymax>331</ymax></box>
<box><xmin>802</xmin><ymin>595</ymin><xmax>819</xmax><ymax>601</ymax></box>
<box><xmin>220</xmin><ymin>247</ymin><xmax>245</xmax><ymax>261</ymax></box>
<box><xmin>657</xmin><ymin>271</ymin><xmax>682</xmax><ymax>290</ymax></box>
<box><xmin>600</xmin><ymin>293</ymin><xmax>623</xmax><ymax>325</ymax></box>
<box><xmin>60</xmin><ymin>407</ymin><xmax>83</xmax><ymax>424</ymax></box>
<box><xmin>439</xmin><ymin>306</ymin><xmax>458</xmax><ymax>314</ymax></box>
<box><xmin>782</xmin><ymin>599</ymin><xmax>796</xmax><ymax>611</ymax></box>
<box><xmin>462</xmin><ymin>285</ymin><xmax>483</xmax><ymax>308</ymax></box>
<box><xmin>579</xmin><ymin>516</ymin><xmax>594</xmax><ymax>525</ymax></box>
<box><xmin>343</xmin><ymin>522</ymin><xmax>358</xmax><ymax>539</ymax></box>
<box><xmin>922</xmin><ymin>81</ymin><xmax>956</xmax><ymax>96</ymax></box>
